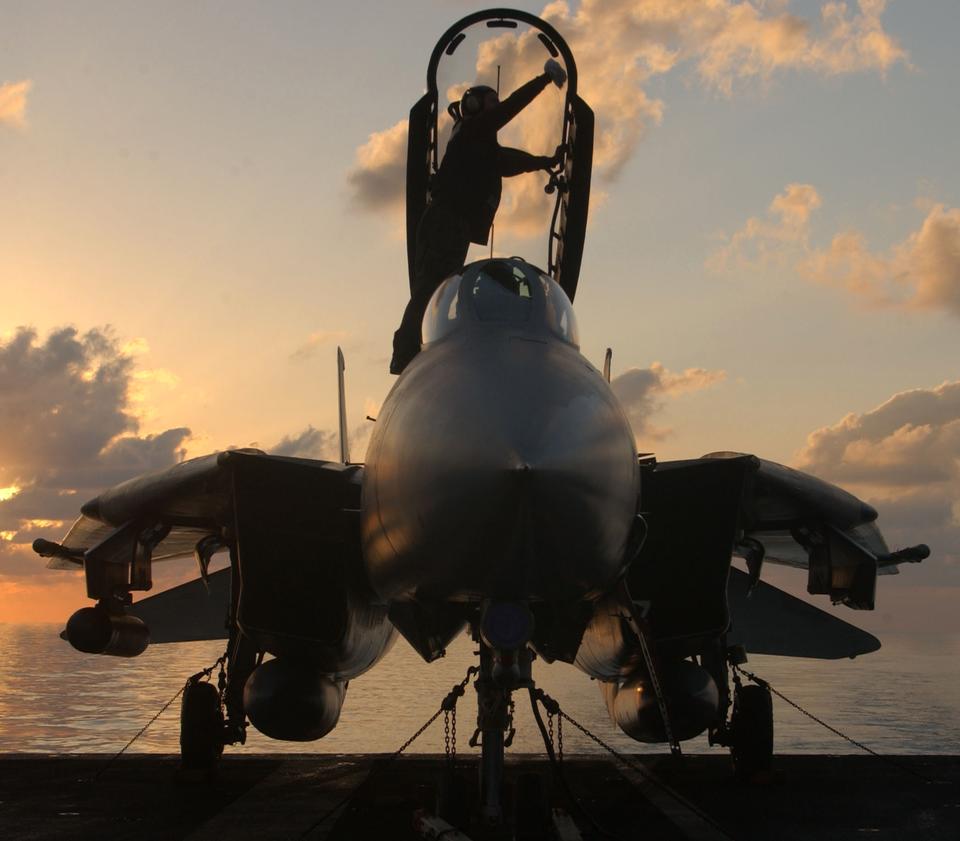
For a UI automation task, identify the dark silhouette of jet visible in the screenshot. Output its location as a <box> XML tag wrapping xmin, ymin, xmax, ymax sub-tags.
<box><xmin>35</xmin><ymin>8</ymin><xmax>928</xmax><ymax>832</ymax></box>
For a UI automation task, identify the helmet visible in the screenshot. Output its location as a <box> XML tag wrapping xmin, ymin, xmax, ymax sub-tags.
<box><xmin>459</xmin><ymin>85</ymin><xmax>497</xmax><ymax>118</ymax></box>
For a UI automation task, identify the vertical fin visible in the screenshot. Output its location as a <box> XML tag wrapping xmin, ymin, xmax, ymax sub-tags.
<box><xmin>603</xmin><ymin>347</ymin><xmax>612</xmax><ymax>383</ymax></box>
<box><xmin>337</xmin><ymin>347</ymin><xmax>350</xmax><ymax>465</ymax></box>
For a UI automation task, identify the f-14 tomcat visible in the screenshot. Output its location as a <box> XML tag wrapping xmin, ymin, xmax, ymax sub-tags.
<box><xmin>35</xmin><ymin>7</ymin><xmax>927</xmax><ymax>826</ymax></box>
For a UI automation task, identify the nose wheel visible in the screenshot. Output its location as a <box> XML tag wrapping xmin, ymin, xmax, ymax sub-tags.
<box><xmin>427</xmin><ymin>604</ymin><xmax>551</xmax><ymax>836</ymax></box>
<box><xmin>475</xmin><ymin>642</ymin><xmax>530</xmax><ymax>825</ymax></box>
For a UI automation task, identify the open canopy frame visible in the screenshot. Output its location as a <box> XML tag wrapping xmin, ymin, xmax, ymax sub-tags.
<box><xmin>406</xmin><ymin>8</ymin><xmax>595</xmax><ymax>303</ymax></box>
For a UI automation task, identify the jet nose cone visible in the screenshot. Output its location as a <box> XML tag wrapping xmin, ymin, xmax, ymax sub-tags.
<box><xmin>363</xmin><ymin>337</ymin><xmax>639</xmax><ymax>602</ymax></box>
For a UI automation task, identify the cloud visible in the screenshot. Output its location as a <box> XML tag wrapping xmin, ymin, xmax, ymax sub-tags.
<box><xmin>770</xmin><ymin>182</ymin><xmax>823</xmax><ymax>226</ymax></box>
<box><xmin>271</xmin><ymin>425</ymin><xmax>339</xmax><ymax>460</ymax></box>
<box><xmin>611</xmin><ymin>361</ymin><xmax>726</xmax><ymax>439</ymax></box>
<box><xmin>712</xmin><ymin>183</ymin><xmax>960</xmax><ymax>319</ymax></box>
<box><xmin>0</xmin><ymin>80</ymin><xmax>31</xmax><ymax>129</ymax></box>
<box><xmin>347</xmin><ymin>2</ymin><xmax>905</xmax><ymax>238</ymax></box>
<box><xmin>799</xmin><ymin>203</ymin><xmax>960</xmax><ymax>316</ymax></box>
<box><xmin>796</xmin><ymin>380</ymin><xmax>960</xmax><ymax>491</ymax></box>
<box><xmin>0</xmin><ymin>327</ymin><xmax>190</xmax><ymax>580</ymax></box>
<box><xmin>1</xmin><ymin>327</ymin><xmax>135</xmax><ymax>481</ymax></box>
<box><xmin>128</xmin><ymin>368</ymin><xmax>181</xmax><ymax>420</ymax></box>
<box><xmin>120</xmin><ymin>337</ymin><xmax>151</xmax><ymax>356</ymax></box>
<box><xmin>346</xmin><ymin>120</ymin><xmax>409</xmax><ymax>211</ymax></box>
<box><xmin>692</xmin><ymin>0</ymin><xmax>906</xmax><ymax>92</ymax></box>
<box><xmin>709</xmin><ymin>182</ymin><xmax>821</xmax><ymax>271</ymax></box>
<box><xmin>795</xmin><ymin>380</ymin><xmax>960</xmax><ymax>567</ymax></box>
<box><xmin>806</xmin><ymin>0</ymin><xmax>907</xmax><ymax>75</ymax></box>
<box><xmin>270</xmin><ymin>418</ymin><xmax>376</xmax><ymax>464</ymax></box>
<box><xmin>131</xmin><ymin>368</ymin><xmax>180</xmax><ymax>388</ymax></box>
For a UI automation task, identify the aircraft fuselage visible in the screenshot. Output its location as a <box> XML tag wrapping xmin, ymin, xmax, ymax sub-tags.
<box><xmin>361</xmin><ymin>259</ymin><xmax>639</xmax><ymax>605</ymax></box>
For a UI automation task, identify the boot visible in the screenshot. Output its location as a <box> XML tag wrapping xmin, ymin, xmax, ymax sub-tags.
<box><xmin>390</xmin><ymin>331</ymin><xmax>419</xmax><ymax>375</ymax></box>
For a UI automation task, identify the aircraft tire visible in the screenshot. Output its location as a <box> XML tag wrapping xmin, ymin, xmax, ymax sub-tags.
<box><xmin>180</xmin><ymin>680</ymin><xmax>224</xmax><ymax>771</ymax></box>
<box><xmin>729</xmin><ymin>684</ymin><xmax>773</xmax><ymax>782</ymax></box>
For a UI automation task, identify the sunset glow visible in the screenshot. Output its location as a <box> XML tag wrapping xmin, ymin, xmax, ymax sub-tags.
<box><xmin>1</xmin><ymin>1</ymin><xmax>958</xmax><ymax>630</ymax></box>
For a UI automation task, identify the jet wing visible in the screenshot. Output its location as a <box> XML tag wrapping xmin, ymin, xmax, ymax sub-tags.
<box><xmin>127</xmin><ymin>567</ymin><xmax>232</xmax><ymax>643</ymax></box>
<box><xmin>701</xmin><ymin>452</ymin><xmax>928</xmax><ymax>610</ymax></box>
<box><xmin>748</xmin><ymin>523</ymin><xmax>901</xmax><ymax>575</ymax></box>
<box><xmin>47</xmin><ymin>518</ymin><xmax>216</xmax><ymax>570</ymax></box>
<box><xmin>630</xmin><ymin>452</ymin><xmax>926</xmax><ymax>630</ymax></box>
<box><xmin>41</xmin><ymin>448</ymin><xmax>361</xmax><ymax>570</ymax></box>
<box><xmin>38</xmin><ymin>449</ymin><xmax>394</xmax><ymax>674</ymax></box>
<box><xmin>726</xmin><ymin>566</ymin><xmax>880</xmax><ymax>658</ymax></box>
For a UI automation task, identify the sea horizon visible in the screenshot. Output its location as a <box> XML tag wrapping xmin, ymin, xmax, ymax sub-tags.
<box><xmin>1</xmin><ymin>623</ymin><xmax>957</xmax><ymax>758</ymax></box>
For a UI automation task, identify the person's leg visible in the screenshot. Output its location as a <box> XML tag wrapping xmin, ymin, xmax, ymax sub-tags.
<box><xmin>391</xmin><ymin>209</ymin><xmax>468</xmax><ymax>374</ymax></box>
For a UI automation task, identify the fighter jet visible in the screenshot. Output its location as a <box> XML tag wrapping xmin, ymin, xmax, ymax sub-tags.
<box><xmin>34</xmin><ymin>7</ymin><xmax>928</xmax><ymax>827</ymax></box>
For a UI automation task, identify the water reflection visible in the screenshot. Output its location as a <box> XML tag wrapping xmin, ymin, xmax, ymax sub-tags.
<box><xmin>0</xmin><ymin>625</ymin><xmax>956</xmax><ymax>756</ymax></box>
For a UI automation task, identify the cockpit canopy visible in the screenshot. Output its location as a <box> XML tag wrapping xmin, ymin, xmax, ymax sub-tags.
<box><xmin>422</xmin><ymin>258</ymin><xmax>580</xmax><ymax>348</ymax></box>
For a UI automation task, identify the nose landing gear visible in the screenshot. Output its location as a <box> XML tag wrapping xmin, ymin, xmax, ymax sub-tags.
<box><xmin>475</xmin><ymin>642</ymin><xmax>534</xmax><ymax>826</ymax></box>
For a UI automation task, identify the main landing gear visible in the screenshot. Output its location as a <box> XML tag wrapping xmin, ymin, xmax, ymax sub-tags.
<box><xmin>729</xmin><ymin>680</ymin><xmax>774</xmax><ymax>781</ymax></box>
<box><xmin>178</xmin><ymin>551</ymin><xmax>258</xmax><ymax>774</ymax></box>
<box><xmin>178</xmin><ymin>638</ymin><xmax>255</xmax><ymax>775</ymax></box>
<box><xmin>180</xmin><ymin>679</ymin><xmax>224</xmax><ymax>772</ymax></box>
<box><xmin>707</xmin><ymin>642</ymin><xmax>775</xmax><ymax>781</ymax></box>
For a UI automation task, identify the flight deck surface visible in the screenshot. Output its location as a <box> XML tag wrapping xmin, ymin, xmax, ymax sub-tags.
<box><xmin>0</xmin><ymin>754</ymin><xmax>956</xmax><ymax>840</ymax></box>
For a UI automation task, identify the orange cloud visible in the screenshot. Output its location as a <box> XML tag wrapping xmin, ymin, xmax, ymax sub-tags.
<box><xmin>346</xmin><ymin>120</ymin><xmax>408</xmax><ymax>210</ymax></box>
<box><xmin>692</xmin><ymin>0</ymin><xmax>906</xmax><ymax>92</ymax></box>
<box><xmin>796</xmin><ymin>380</ymin><xmax>960</xmax><ymax>494</ymax></box>
<box><xmin>800</xmin><ymin>203</ymin><xmax>960</xmax><ymax>316</ymax></box>
<box><xmin>611</xmin><ymin>360</ymin><xmax>726</xmax><ymax>441</ymax></box>
<box><xmin>709</xmin><ymin>182</ymin><xmax>822</xmax><ymax>271</ymax></box>
<box><xmin>806</xmin><ymin>0</ymin><xmax>907</xmax><ymax>76</ymax></box>
<box><xmin>794</xmin><ymin>380</ymin><xmax>960</xmax><ymax>569</ymax></box>
<box><xmin>0</xmin><ymin>80</ymin><xmax>31</xmax><ymax>129</ymax></box>
<box><xmin>711</xmin><ymin>186</ymin><xmax>960</xmax><ymax>320</ymax></box>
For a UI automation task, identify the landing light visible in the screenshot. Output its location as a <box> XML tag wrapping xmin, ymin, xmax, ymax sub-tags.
<box><xmin>480</xmin><ymin>601</ymin><xmax>534</xmax><ymax>650</ymax></box>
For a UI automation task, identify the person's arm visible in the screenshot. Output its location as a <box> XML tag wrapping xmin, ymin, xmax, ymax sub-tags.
<box><xmin>463</xmin><ymin>74</ymin><xmax>551</xmax><ymax>136</ymax></box>
<box><xmin>498</xmin><ymin>147</ymin><xmax>552</xmax><ymax>177</ymax></box>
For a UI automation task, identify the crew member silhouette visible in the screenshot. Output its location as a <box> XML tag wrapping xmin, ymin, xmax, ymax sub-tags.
<box><xmin>390</xmin><ymin>58</ymin><xmax>567</xmax><ymax>374</ymax></box>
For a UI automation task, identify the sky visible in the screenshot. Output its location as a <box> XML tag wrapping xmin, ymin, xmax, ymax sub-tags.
<box><xmin>1</xmin><ymin>0</ymin><xmax>958</xmax><ymax>634</ymax></box>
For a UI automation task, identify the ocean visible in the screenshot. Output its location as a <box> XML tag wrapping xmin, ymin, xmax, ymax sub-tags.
<box><xmin>0</xmin><ymin>624</ymin><xmax>957</xmax><ymax>757</ymax></box>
